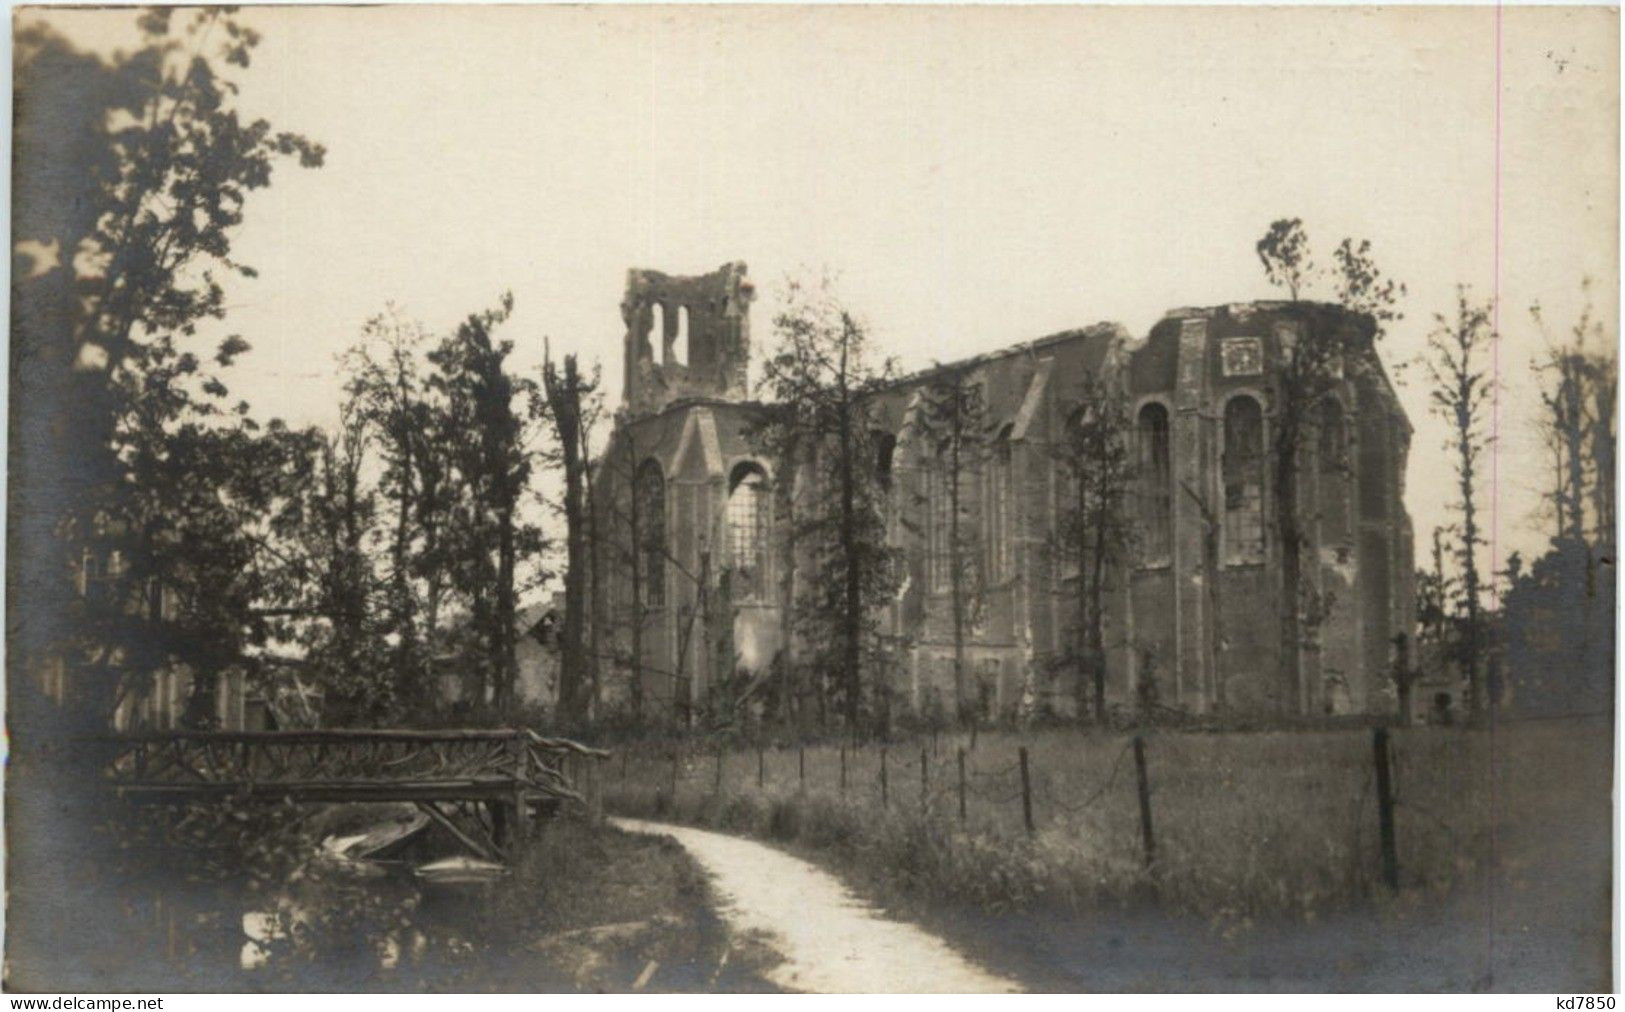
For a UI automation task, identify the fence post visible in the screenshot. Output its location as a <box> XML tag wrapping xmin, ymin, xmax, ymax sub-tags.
<box><xmin>597</xmin><ymin>759</ymin><xmax>607</xmax><ymax>824</ymax></box>
<box><xmin>880</xmin><ymin>746</ymin><xmax>889</xmax><ymax>809</ymax></box>
<box><xmin>714</xmin><ymin>746</ymin><xmax>724</xmax><ymax>795</ymax></box>
<box><xmin>920</xmin><ymin>747</ymin><xmax>929</xmax><ymax>812</ymax></box>
<box><xmin>1133</xmin><ymin>735</ymin><xmax>1155</xmax><ymax>867</ymax></box>
<box><xmin>839</xmin><ymin>746</ymin><xmax>847</xmax><ymax>795</ymax></box>
<box><xmin>670</xmin><ymin>746</ymin><xmax>680</xmax><ymax>811</ymax></box>
<box><xmin>508</xmin><ymin>735</ymin><xmax>530</xmax><ymax>856</ymax></box>
<box><xmin>757</xmin><ymin>745</ymin><xmax>764</xmax><ymax>789</ymax></box>
<box><xmin>590</xmin><ymin>758</ymin><xmax>603</xmax><ymax>825</ymax></box>
<box><xmin>798</xmin><ymin>746</ymin><xmax>806</xmax><ymax>791</ymax></box>
<box><xmin>1018</xmin><ymin>746</ymin><xmax>1035</xmax><ymax>836</ymax></box>
<box><xmin>1373</xmin><ymin>727</ymin><xmax>1399</xmax><ymax>891</ymax></box>
<box><xmin>957</xmin><ymin>747</ymin><xmax>967</xmax><ymax>824</ymax></box>
<box><xmin>621</xmin><ymin>750</ymin><xmax>628</xmax><ymax>784</ymax></box>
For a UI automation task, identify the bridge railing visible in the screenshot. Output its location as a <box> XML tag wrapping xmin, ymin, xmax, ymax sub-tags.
<box><xmin>103</xmin><ymin>728</ymin><xmax>610</xmax><ymax>806</ymax></box>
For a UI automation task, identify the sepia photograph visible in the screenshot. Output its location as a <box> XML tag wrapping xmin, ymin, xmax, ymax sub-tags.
<box><xmin>5</xmin><ymin>2</ymin><xmax>1619</xmax><ymax>995</ymax></box>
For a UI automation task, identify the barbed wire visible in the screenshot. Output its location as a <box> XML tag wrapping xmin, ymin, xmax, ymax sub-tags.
<box><xmin>1035</xmin><ymin>739</ymin><xmax>1135</xmax><ymax>815</ymax></box>
<box><xmin>620</xmin><ymin>736</ymin><xmax>1405</xmax><ymax>848</ymax></box>
<box><xmin>967</xmin><ymin>763</ymin><xmax>1022</xmax><ymax>781</ymax></box>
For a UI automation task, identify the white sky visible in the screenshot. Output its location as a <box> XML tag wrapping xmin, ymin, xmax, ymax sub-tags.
<box><xmin>20</xmin><ymin>4</ymin><xmax>1621</xmax><ymax>579</ymax></box>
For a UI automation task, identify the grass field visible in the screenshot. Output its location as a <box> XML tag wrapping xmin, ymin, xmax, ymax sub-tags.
<box><xmin>599</xmin><ymin>717</ymin><xmax>1612</xmax><ymax>924</ymax></box>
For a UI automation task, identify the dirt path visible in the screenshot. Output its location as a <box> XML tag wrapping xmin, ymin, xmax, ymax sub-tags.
<box><xmin>610</xmin><ymin>817</ymin><xmax>1019</xmax><ymax>994</ymax></box>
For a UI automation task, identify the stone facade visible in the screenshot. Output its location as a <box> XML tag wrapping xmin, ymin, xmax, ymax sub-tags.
<box><xmin>592</xmin><ymin>263</ymin><xmax>1415</xmax><ymax>722</ymax></box>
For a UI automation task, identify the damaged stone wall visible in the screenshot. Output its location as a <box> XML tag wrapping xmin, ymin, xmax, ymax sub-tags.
<box><xmin>621</xmin><ymin>262</ymin><xmax>754</xmax><ymax>419</ymax></box>
<box><xmin>592</xmin><ymin>261</ymin><xmax>1417</xmax><ymax>724</ymax></box>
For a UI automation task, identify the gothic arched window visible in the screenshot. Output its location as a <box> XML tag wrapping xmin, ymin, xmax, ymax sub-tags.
<box><xmin>1055</xmin><ymin>408</ymin><xmax>1085</xmax><ymax>581</ymax></box>
<box><xmin>727</xmin><ymin>461</ymin><xmax>770</xmax><ymax>601</ymax></box>
<box><xmin>1318</xmin><ymin>398</ymin><xmax>1351</xmax><ymax>547</ymax></box>
<box><xmin>1137</xmin><ymin>403</ymin><xmax>1172</xmax><ymax>565</ymax></box>
<box><xmin>1357</xmin><ymin>385</ymin><xmax>1390</xmax><ymax>521</ymax></box>
<box><xmin>648</xmin><ymin>302</ymin><xmax>665</xmax><ymax>360</ymax></box>
<box><xmin>673</xmin><ymin>305</ymin><xmax>690</xmax><ymax>365</ymax></box>
<box><xmin>635</xmin><ymin>459</ymin><xmax>666</xmax><ymax>607</ymax></box>
<box><xmin>986</xmin><ymin>426</ymin><xmax>1013</xmax><ymax>582</ymax></box>
<box><xmin>927</xmin><ymin>466</ymin><xmax>952</xmax><ymax>593</ymax></box>
<box><xmin>875</xmin><ymin>431</ymin><xmax>897</xmax><ymax>488</ymax></box>
<box><xmin>1222</xmin><ymin>395</ymin><xmax>1266</xmax><ymax>565</ymax></box>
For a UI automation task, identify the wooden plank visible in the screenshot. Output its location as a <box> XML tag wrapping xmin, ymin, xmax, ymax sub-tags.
<box><xmin>170</xmin><ymin>740</ymin><xmax>208</xmax><ymax>782</ymax></box>
<box><xmin>103</xmin><ymin>728</ymin><xmax>533</xmax><ymax>744</ymax></box>
<box><xmin>114</xmin><ymin>781</ymin><xmax>545</xmax><ymax>804</ymax></box>
<box><xmin>101</xmin><ymin>728</ymin><xmax>605</xmax><ymax>811</ymax></box>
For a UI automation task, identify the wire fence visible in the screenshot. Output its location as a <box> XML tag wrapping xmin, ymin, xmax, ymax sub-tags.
<box><xmin>597</xmin><ymin>718</ymin><xmax>1581</xmax><ymax>900</ymax></box>
<box><xmin>611</xmin><ymin>733</ymin><xmax>1211</xmax><ymax>837</ymax></box>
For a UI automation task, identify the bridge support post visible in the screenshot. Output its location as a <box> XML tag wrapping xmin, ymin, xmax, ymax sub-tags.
<box><xmin>507</xmin><ymin>735</ymin><xmax>529</xmax><ymax>861</ymax></box>
<box><xmin>490</xmin><ymin>799</ymin><xmax>510</xmax><ymax>852</ymax></box>
<box><xmin>509</xmin><ymin>790</ymin><xmax>528</xmax><ymax>861</ymax></box>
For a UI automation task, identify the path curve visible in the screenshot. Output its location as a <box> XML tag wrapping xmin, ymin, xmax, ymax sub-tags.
<box><xmin>611</xmin><ymin>817</ymin><xmax>1018</xmax><ymax>994</ymax></box>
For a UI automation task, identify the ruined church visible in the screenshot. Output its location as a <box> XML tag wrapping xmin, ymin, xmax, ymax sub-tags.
<box><xmin>592</xmin><ymin>262</ymin><xmax>1415</xmax><ymax>722</ymax></box>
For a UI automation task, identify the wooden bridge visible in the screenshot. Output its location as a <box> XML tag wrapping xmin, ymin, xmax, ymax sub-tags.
<box><xmin>103</xmin><ymin>728</ymin><xmax>610</xmax><ymax>859</ymax></box>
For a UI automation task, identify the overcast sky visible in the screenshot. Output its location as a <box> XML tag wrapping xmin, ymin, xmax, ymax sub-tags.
<box><xmin>23</xmin><ymin>4</ymin><xmax>1621</xmax><ymax>577</ymax></box>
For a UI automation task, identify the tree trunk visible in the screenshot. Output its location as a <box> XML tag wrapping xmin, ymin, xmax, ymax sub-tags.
<box><xmin>392</xmin><ymin>489</ymin><xmax>418</xmax><ymax>705</ymax></box>
<box><xmin>1459</xmin><ymin>437</ymin><xmax>1482</xmax><ymax>713</ymax></box>
<box><xmin>1592</xmin><ymin>370</ymin><xmax>1617</xmax><ymax>543</ymax></box>
<box><xmin>416</xmin><ymin>457</ymin><xmax>445</xmax><ymax>695</ymax></box>
<box><xmin>1072</xmin><ymin>472</ymin><xmax>1091</xmax><ymax>721</ymax></box>
<box><xmin>778</xmin><ymin>455</ymin><xmax>798</xmax><ymax>726</ymax></box>
<box><xmin>494</xmin><ymin>505</ymin><xmax>518</xmax><ymax>718</ymax></box>
<box><xmin>392</xmin><ymin>374</ymin><xmax>419</xmax><ymax>709</ymax></box>
<box><xmin>1276</xmin><ymin>421</ymin><xmax>1304</xmax><ymax>717</ymax></box>
<box><xmin>626</xmin><ymin>439</ymin><xmax>646</xmax><ymax>720</ymax></box>
<box><xmin>423</xmin><ymin>518</ymin><xmax>443</xmax><ymax>682</ymax></box>
<box><xmin>545</xmin><ymin>354</ymin><xmax>590</xmax><ymax>726</ymax></box>
<box><xmin>1203</xmin><ymin>509</ymin><xmax>1225</xmax><ymax>712</ymax></box>
<box><xmin>948</xmin><ymin>438</ymin><xmax>967</xmax><ymax>726</ymax></box>
<box><xmin>468</xmin><ymin>471</ymin><xmax>495</xmax><ymax>712</ymax></box>
<box><xmin>1089</xmin><ymin>524</ymin><xmax>1109</xmax><ymax>724</ymax></box>
<box><xmin>837</xmin><ymin>352</ymin><xmax>862</xmax><ymax>732</ymax></box>
<box><xmin>841</xmin><ymin>451</ymin><xmax>862</xmax><ymax>731</ymax></box>
<box><xmin>584</xmin><ymin>432</ymin><xmax>603</xmax><ymax>720</ymax></box>
<box><xmin>559</xmin><ymin>465</ymin><xmax>587</xmax><ymax>724</ymax></box>
<box><xmin>1394</xmin><ymin>632</ymin><xmax>1413</xmax><ymax>724</ymax></box>
<box><xmin>469</xmin><ymin>579</ymin><xmax>491</xmax><ymax>709</ymax></box>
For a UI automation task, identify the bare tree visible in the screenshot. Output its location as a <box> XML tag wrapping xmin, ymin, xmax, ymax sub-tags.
<box><xmin>588</xmin><ymin>425</ymin><xmax>655</xmax><ymax>720</ymax></box>
<box><xmin>579</xmin><ymin>386</ymin><xmax>607</xmax><ymax>721</ymax></box>
<box><xmin>1419</xmin><ymin>287</ymin><xmax>1497</xmax><ymax>713</ymax></box>
<box><xmin>1413</xmin><ymin>526</ymin><xmax>1455</xmax><ymax>695</ymax></box>
<box><xmin>1532</xmin><ymin>283</ymin><xmax>1617</xmax><ymax>548</ymax></box>
<box><xmin>1054</xmin><ymin>377</ymin><xmax>1136</xmax><ymax>723</ymax></box>
<box><xmin>540</xmin><ymin>342</ymin><xmax>598</xmax><ymax>726</ymax></box>
<box><xmin>918</xmin><ymin>366</ymin><xmax>987</xmax><ymax>725</ymax></box>
<box><xmin>753</xmin><ymin>276</ymin><xmax>901</xmax><ymax>733</ymax></box>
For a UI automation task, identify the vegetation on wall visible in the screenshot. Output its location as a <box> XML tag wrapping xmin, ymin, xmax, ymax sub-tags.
<box><xmin>1255</xmin><ymin>218</ymin><xmax>1406</xmax><ymax>717</ymax></box>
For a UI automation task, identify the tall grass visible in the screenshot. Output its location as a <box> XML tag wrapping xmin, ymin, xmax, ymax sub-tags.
<box><xmin>601</xmin><ymin>719</ymin><xmax>1607</xmax><ymax>921</ymax></box>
